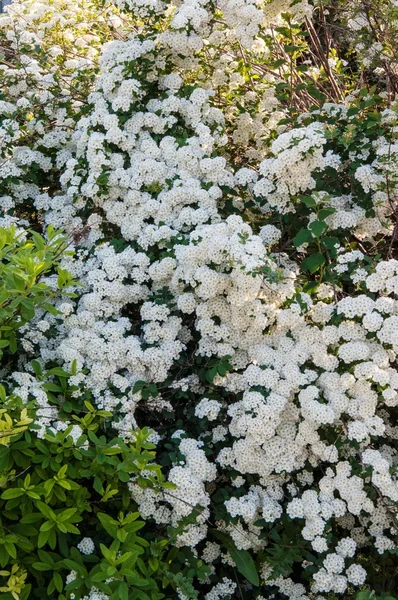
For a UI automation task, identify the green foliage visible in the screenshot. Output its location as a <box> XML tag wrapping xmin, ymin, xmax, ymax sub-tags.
<box><xmin>0</xmin><ymin>378</ymin><xmax>213</xmax><ymax>600</ymax></box>
<box><xmin>0</xmin><ymin>225</ymin><xmax>74</xmax><ymax>358</ymax></box>
<box><xmin>0</xmin><ymin>405</ymin><xmax>32</xmax><ymax>447</ymax></box>
<box><xmin>0</xmin><ymin>224</ymin><xmax>74</xmax><ymax>448</ymax></box>
<box><xmin>202</xmin><ymin>356</ymin><xmax>234</xmax><ymax>383</ymax></box>
<box><xmin>356</xmin><ymin>592</ymin><xmax>398</xmax><ymax>600</ymax></box>
<box><xmin>0</xmin><ymin>383</ymin><xmax>178</xmax><ymax>600</ymax></box>
<box><xmin>211</xmin><ymin>530</ymin><xmax>259</xmax><ymax>587</ymax></box>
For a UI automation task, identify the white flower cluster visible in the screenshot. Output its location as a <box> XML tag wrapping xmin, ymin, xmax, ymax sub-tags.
<box><xmin>77</xmin><ymin>537</ymin><xmax>95</xmax><ymax>555</ymax></box>
<box><xmin>254</xmin><ymin>123</ymin><xmax>341</xmax><ymax>213</ymax></box>
<box><xmin>204</xmin><ymin>577</ymin><xmax>236</xmax><ymax>600</ymax></box>
<box><xmin>195</xmin><ymin>398</ymin><xmax>223</xmax><ymax>420</ymax></box>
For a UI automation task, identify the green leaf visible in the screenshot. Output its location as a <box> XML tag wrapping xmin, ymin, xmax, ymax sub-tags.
<box><xmin>62</xmin><ymin>559</ymin><xmax>87</xmax><ymax>576</ymax></box>
<box><xmin>293</xmin><ymin>229</ymin><xmax>312</xmax><ymax>247</ymax></box>
<box><xmin>30</xmin><ymin>230</ymin><xmax>46</xmax><ymax>251</ymax></box>
<box><xmin>4</xmin><ymin>541</ymin><xmax>16</xmax><ymax>558</ymax></box>
<box><xmin>93</xmin><ymin>476</ymin><xmax>103</xmax><ymax>493</ymax></box>
<box><xmin>304</xmin><ymin>280</ymin><xmax>319</xmax><ymax>295</ymax></box>
<box><xmin>211</xmin><ymin>529</ymin><xmax>259</xmax><ymax>586</ymax></box>
<box><xmin>116</xmin><ymin>551</ymin><xmax>132</xmax><ymax>565</ymax></box>
<box><xmin>58</xmin><ymin>508</ymin><xmax>77</xmax><ymax>522</ymax></box>
<box><xmin>307</xmin><ymin>85</ymin><xmax>326</xmax><ymax>102</ymax></box>
<box><xmin>38</xmin><ymin>549</ymin><xmax>55</xmax><ymax>566</ymax></box>
<box><xmin>148</xmin><ymin>557</ymin><xmax>159</xmax><ymax>572</ymax></box>
<box><xmin>318</xmin><ymin>207</ymin><xmax>336</xmax><ymax>220</ymax></box>
<box><xmin>42</xmin><ymin>383</ymin><xmax>63</xmax><ymax>392</ymax></box>
<box><xmin>42</xmin><ymin>303</ymin><xmax>61</xmax><ymax>317</ymax></box>
<box><xmin>40</xmin><ymin>520</ymin><xmax>55</xmax><ymax>532</ymax></box>
<box><xmin>21</xmin><ymin>298</ymin><xmax>35</xmax><ymax>320</ymax></box>
<box><xmin>53</xmin><ymin>571</ymin><xmax>63</xmax><ymax>592</ymax></box>
<box><xmin>322</xmin><ymin>236</ymin><xmax>340</xmax><ymax>250</ymax></box>
<box><xmin>119</xmin><ymin>582</ymin><xmax>129</xmax><ymax>600</ymax></box>
<box><xmin>1</xmin><ymin>488</ymin><xmax>25</xmax><ymax>499</ymax></box>
<box><xmin>63</xmin><ymin>523</ymin><xmax>80</xmax><ymax>534</ymax></box>
<box><xmin>13</xmin><ymin>274</ymin><xmax>26</xmax><ymax>291</ymax></box>
<box><xmin>356</xmin><ymin>592</ymin><xmax>377</xmax><ymax>600</ymax></box>
<box><xmin>300</xmin><ymin>195</ymin><xmax>316</xmax><ymax>208</ymax></box>
<box><xmin>308</xmin><ymin>220</ymin><xmax>328</xmax><ymax>238</ymax></box>
<box><xmin>103</xmin><ymin>446</ymin><xmax>122</xmax><ymax>456</ymax></box>
<box><xmin>32</xmin><ymin>562</ymin><xmax>54</xmax><ymax>572</ymax></box>
<box><xmin>36</xmin><ymin>501</ymin><xmax>56</xmax><ymax>520</ymax></box>
<box><xmin>8</xmin><ymin>334</ymin><xmax>17</xmax><ymax>353</ymax></box>
<box><xmin>228</xmin><ymin>546</ymin><xmax>259</xmax><ymax>587</ymax></box>
<box><xmin>27</xmin><ymin>490</ymin><xmax>41</xmax><ymax>499</ymax></box>
<box><xmin>100</xmin><ymin>544</ymin><xmax>114</xmax><ymax>562</ymax></box>
<box><xmin>44</xmin><ymin>367</ymin><xmax>71</xmax><ymax>378</ymax></box>
<box><xmin>122</xmin><ymin>512</ymin><xmax>140</xmax><ymax>524</ymax></box>
<box><xmin>20</xmin><ymin>584</ymin><xmax>32</xmax><ymax>600</ymax></box>
<box><xmin>301</xmin><ymin>252</ymin><xmax>325</xmax><ymax>274</ymax></box>
<box><xmin>31</xmin><ymin>360</ymin><xmax>43</xmax><ymax>378</ymax></box>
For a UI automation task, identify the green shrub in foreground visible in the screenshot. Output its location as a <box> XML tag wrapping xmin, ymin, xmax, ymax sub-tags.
<box><xmin>0</xmin><ymin>395</ymin><xmax>167</xmax><ymax>600</ymax></box>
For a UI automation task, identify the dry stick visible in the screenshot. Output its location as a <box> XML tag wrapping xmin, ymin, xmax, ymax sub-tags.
<box><xmin>237</xmin><ymin>40</ymin><xmax>255</xmax><ymax>89</ymax></box>
<box><xmin>351</xmin><ymin>236</ymin><xmax>368</xmax><ymax>257</ymax></box>
<box><xmin>361</xmin><ymin>1</ymin><xmax>397</xmax><ymax>99</ymax></box>
<box><xmin>268</xmin><ymin>26</ymin><xmax>324</xmax><ymax>110</ymax></box>
<box><xmin>384</xmin><ymin>139</ymin><xmax>398</xmax><ymax>259</ymax></box>
<box><xmin>387</xmin><ymin>224</ymin><xmax>398</xmax><ymax>259</ymax></box>
<box><xmin>232</xmin><ymin>566</ymin><xmax>245</xmax><ymax>600</ymax></box>
<box><xmin>320</xmin><ymin>4</ymin><xmax>331</xmax><ymax>59</ymax></box>
<box><xmin>324</xmin><ymin>248</ymin><xmax>339</xmax><ymax>303</ymax></box>
<box><xmin>252</xmin><ymin>58</ymin><xmax>328</xmax><ymax>109</ymax></box>
<box><xmin>0</xmin><ymin>465</ymin><xmax>31</xmax><ymax>486</ymax></box>
<box><xmin>304</xmin><ymin>17</ymin><xmax>344</xmax><ymax>102</ymax></box>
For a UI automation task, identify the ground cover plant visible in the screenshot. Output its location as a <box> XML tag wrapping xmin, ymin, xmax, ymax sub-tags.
<box><xmin>0</xmin><ymin>0</ymin><xmax>398</xmax><ymax>598</ymax></box>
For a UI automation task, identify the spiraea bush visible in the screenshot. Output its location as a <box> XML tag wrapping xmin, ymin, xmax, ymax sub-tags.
<box><xmin>0</xmin><ymin>0</ymin><xmax>398</xmax><ymax>599</ymax></box>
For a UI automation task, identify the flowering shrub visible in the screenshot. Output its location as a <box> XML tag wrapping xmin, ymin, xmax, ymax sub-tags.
<box><xmin>0</xmin><ymin>400</ymin><xmax>169</xmax><ymax>600</ymax></box>
<box><xmin>1</xmin><ymin>0</ymin><xmax>398</xmax><ymax>598</ymax></box>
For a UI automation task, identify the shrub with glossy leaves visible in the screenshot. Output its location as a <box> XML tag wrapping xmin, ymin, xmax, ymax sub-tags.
<box><xmin>0</xmin><ymin>390</ymin><xmax>184</xmax><ymax>600</ymax></box>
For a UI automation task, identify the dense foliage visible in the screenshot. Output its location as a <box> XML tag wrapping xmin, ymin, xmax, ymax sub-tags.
<box><xmin>0</xmin><ymin>0</ymin><xmax>398</xmax><ymax>599</ymax></box>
